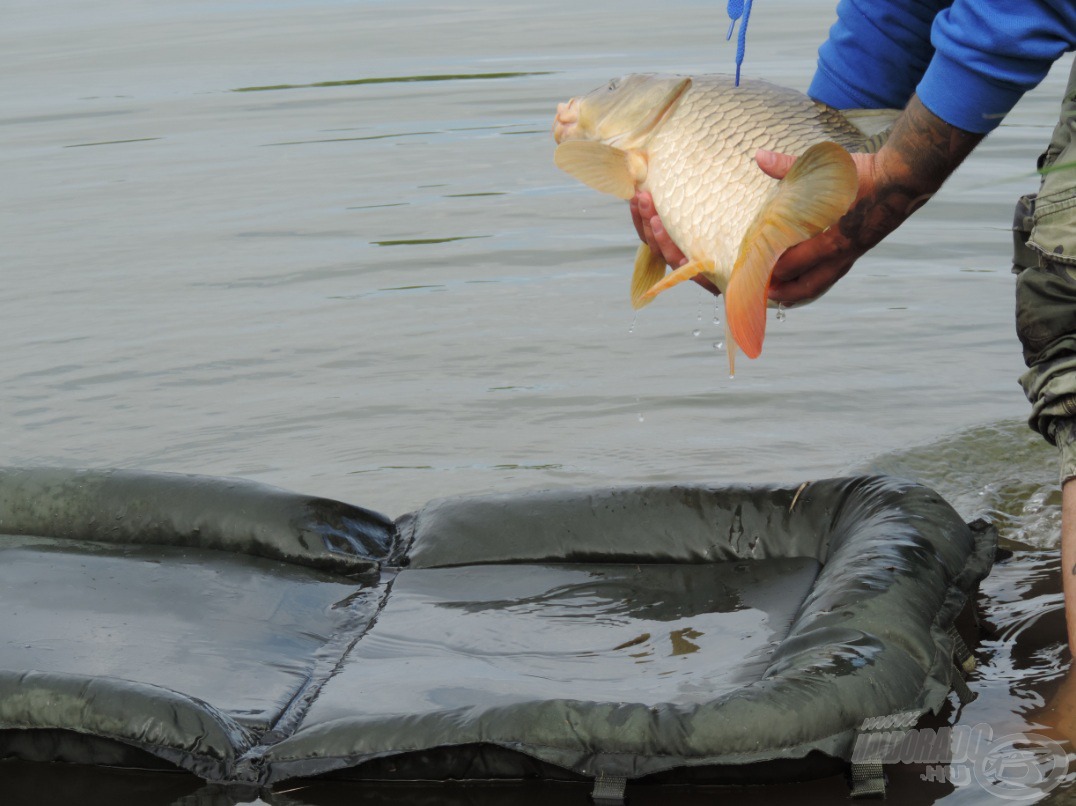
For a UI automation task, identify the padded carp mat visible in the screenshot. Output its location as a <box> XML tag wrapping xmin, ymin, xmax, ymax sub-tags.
<box><xmin>0</xmin><ymin>468</ymin><xmax>995</xmax><ymax>794</ymax></box>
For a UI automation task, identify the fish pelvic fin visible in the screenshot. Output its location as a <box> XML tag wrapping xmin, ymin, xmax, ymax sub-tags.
<box><xmin>638</xmin><ymin>259</ymin><xmax>714</xmax><ymax>304</ymax></box>
<box><xmin>725</xmin><ymin>141</ymin><xmax>856</xmax><ymax>359</ymax></box>
<box><xmin>554</xmin><ymin>141</ymin><xmax>643</xmax><ymax>200</ymax></box>
<box><xmin>631</xmin><ymin>244</ymin><xmax>668</xmax><ymax>309</ymax></box>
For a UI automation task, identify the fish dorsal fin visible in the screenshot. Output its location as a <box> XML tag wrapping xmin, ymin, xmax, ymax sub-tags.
<box><xmin>724</xmin><ymin>141</ymin><xmax>857</xmax><ymax>359</ymax></box>
<box><xmin>555</xmin><ymin>141</ymin><xmax>639</xmax><ymax>200</ymax></box>
<box><xmin>638</xmin><ymin>258</ymin><xmax>714</xmax><ymax>305</ymax></box>
<box><xmin>841</xmin><ymin>108</ymin><xmax>901</xmax><ymax>153</ymax></box>
<box><xmin>630</xmin><ymin>244</ymin><xmax>668</xmax><ymax>309</ymax></box>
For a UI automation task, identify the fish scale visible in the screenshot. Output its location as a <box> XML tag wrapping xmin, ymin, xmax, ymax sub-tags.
<box><xmin>553</xmin><ymin>73</ymin><xmax>878</xmax><ymax>371</ymax></box>
<box><xmin>645</xmin><ymin>76</ymin><xmax>863</xmax><ymax>285</ymax></box>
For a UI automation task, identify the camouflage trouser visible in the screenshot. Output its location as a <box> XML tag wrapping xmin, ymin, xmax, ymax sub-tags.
<box><xmin>1015</xmin><ymin>57</ymin><xmax>1076</xmax><ymax>483</ymax></box>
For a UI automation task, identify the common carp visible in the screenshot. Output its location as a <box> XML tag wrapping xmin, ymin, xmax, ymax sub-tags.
<box><xmin>552</xmin><ymin>74</ymin><xmax>890</xmax><ymax>373</ymax></box>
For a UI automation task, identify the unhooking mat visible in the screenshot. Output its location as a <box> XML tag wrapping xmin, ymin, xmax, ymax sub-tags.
<box><xmin>0</xmin><ymin>468</ymin><xmax>995</xmax><ymax>797</ymax></box>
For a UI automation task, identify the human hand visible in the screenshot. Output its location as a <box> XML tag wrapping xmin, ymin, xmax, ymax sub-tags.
<box><xmin>629</xmin><ymin>96</ymin><xmax>982</xmax><ymax>308</ymax></box>
<box><xmin>630</xmin><ymin>192</ymin><xmax>721</xmax><ymax>297</ymax></box>
<box><xmin>631</xmin><ymin>148</ymin><xmax>908</xmax><ymax>306</ymax></box>
<box><xmin>764</xmin><ymin>94</ymin><xmax>984</xmax><ymax>305</ymax></box>
<box><xmin>760</xmin><ymin>148</ymin><xmax>884</xmax><ymax>305</ymax></box>
<box><xmin>630</xmin><ymin>192</ymin><xmax>687</xmax><ymax>268</ymax></box>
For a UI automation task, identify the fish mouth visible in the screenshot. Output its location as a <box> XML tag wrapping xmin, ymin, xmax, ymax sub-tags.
<box><xmin>552</xmin><ymin>98</ymin><xmax>579</xmax><ymax>144</ymax></box>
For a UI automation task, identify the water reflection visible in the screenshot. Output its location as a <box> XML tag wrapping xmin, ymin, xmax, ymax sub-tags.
<box><xmin>330</xmin><ymin>560</ymin><xmax>818</xmax><ymax>710</ymax></box>
<box><xmin>0</xmin><ymin>538</ymin><xmax>371</xmax><ymax>732</ymax></box>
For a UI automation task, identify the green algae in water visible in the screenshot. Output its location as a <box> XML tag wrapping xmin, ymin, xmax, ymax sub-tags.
<box><xmin>233</xmin><ymin>71</ymin><xmax>553</xmax><ymax>93</ymax></box>
<box><xmin>370</xmin><ymin>236</ymin><xmax>490</xmax><ymax>247</ymax></box>
<box><xmin>264</xmin><ymin>131</ymin><xmax>438</xmax><ymax>147</ymax></box>
<box><xmin>63</xmin><ymin>137</ymin><xmax>161</xmax><ymax>148</ymax></box>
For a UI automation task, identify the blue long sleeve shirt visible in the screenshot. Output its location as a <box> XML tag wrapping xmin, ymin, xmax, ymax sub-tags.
<box><xmin>807</xmin><ymin>0</ymin><xmax>1076</xmax><ymax>133</ymax></box>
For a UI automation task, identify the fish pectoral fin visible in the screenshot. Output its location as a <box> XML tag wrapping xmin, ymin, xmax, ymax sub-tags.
<box><xmin>554</xmin><ymin>141</ymin><xmax>638</xmax><ymax>200</ymax></box>
<box><xmin>630</xmin><ymin>244</ymin><xmax>668</xmax><ymax>309</ymax></box>
<box><xmin>639</xmin><ymin>259</ymin><xmax>713</xmax><ymax>304</ymax></box>
<box><xmin>725</xmin><ymin>141</ymin><xmax>857</xmax><ymax>359</ymax></box>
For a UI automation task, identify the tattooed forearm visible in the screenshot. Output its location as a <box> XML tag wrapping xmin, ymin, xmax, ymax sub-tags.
<box><xmin>838</xmin><ymin>183</ymin><xmax>929</xmax><ymax>252</ymax></box>
<box><xmin>767</xmin><ymin>95</ymin><xmax>988</xmax><ymax>304</ymax></box>
<box><xmin>884</xmin><ymin>94</ymin><xmax>984</xmax><ymax>190</ymax></box>
<box><xmin>838</xmin><ymin>95</ymin><xmax>984</xmax><ymax>253</ymax></box>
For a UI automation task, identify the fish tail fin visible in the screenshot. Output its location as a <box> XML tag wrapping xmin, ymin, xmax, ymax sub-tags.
<box><xmin>554</xmin><ymin>141</ymin><xmax>640</xmax><ymax>200</ymax></box>
<box><xmin>724</xmin><ymin>141</ymin><xmax>856</xmax><ymax>359</ymax></box>
<box><xmin>638</xmin><ymin>259</ymin><xmax>714</xmax><ymax>304</ymax></box>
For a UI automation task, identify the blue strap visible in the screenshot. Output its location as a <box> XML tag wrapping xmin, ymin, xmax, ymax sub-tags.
<box><xmin>726</xmin><ymin>0</ymin><xmax>753</xmax><ymax>86</ymax></box>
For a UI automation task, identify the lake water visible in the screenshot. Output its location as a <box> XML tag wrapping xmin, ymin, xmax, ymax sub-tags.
<box><xmin>4</xmin><ymin>0</ymin><xmax>1076</xmax><ymax>802</ymax></box>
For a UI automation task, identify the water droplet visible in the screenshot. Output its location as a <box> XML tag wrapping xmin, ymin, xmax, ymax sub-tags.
<box><xmin>714</xmin><ymin>341</ymin><xmax>724</xmax><ymax>351</ymax></box>
<box><xmin>628</xmin><ymin>314</ymin><xmax>637</xmax><ymax>335</ymax></box>
<box><xmin>776</xmin><ymin>303</ymin><xmax>786</xmax><ymax>323</ymax></box>
<box><xmin>713</xmin><ymin>300</ymin><xmax>721</xmax><ymax>325</ymax></box>
<box><xmin>692</xmin><ymin>328</ymin><xmax>701</xmax><ymax>337</ymax></box>
<box><xmin>637</xmin><ymin>413</ymin><xmax>645</xmax><ymax>423</ymax></box>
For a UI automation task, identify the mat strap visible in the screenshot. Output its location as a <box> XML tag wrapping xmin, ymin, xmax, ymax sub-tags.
<box><xmin>850</xmin><ymin>759</ymin><xmax>887</xmax><ymax>799</ymax></box>
<box><xmin>591</xmin><ymin>771</ymin><xmax>627</xmax><ymax>803</ymax></box>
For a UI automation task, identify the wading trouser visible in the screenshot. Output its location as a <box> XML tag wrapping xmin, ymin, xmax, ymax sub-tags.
<box><xmin>1015</xmin><ymin>57</ymin><xmax>1076</xmax><ymax>483</ymax></box>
